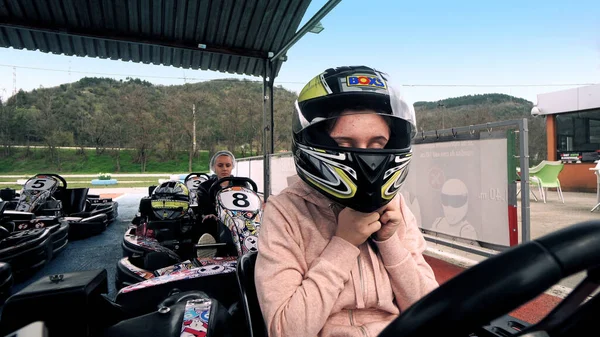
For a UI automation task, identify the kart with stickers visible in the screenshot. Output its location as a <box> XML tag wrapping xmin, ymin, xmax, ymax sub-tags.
<box><xmin>0</xmin><ymin>174</ymin><xmax>70</xmax><ymax>277</ymax></box>
<box><xmin>121</xmin><ymin>179</ymin><xmax>201</xmax><ymax>263</ymax></box>
<box><xmin>117</xmin><ymin>176</ymin><xmax>262</xmax><ymax>290</ymax></box>
<box><xmin>0</xmin><ymin>173</ymin><xmax>118</xmax><ymax>240</ymax></box>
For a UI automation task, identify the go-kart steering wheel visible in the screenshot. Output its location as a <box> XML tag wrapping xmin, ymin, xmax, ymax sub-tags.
<box><xmin>378</xmin><ymin>220</ymin><xmax>600</xmax><ymax>337</ymax></box>
<box><xmin>208</xmin><ymin>177</ymin><xmax>258</xmax><ymax>201</ymax></box>
<box><xmin>35</xmin><ymin>173</ymin><xmax>67</xmax><ymax>189</ymax></box>
<box><xmin>184</xmin><ymin>172</ymin><xmax>211</xmax><ymax>184</ymax></box>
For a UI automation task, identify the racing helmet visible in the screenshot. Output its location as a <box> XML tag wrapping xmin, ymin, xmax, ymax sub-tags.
<box><xmin>292</xmin><ymin>65</ymin><xmax>416</xmax><ymax>213</ymax></box>
<box><xmin>150</xmin><ymin>180</ymin><xmax>190</xmax><ymax>220</ymax></box>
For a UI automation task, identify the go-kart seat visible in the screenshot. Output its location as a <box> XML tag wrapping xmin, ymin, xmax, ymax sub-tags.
<box><xmin>236</xmin><ymin>251</ymin><xmax>268</xmax><ymax>337</ymax></box>
<box><xmin>59</xmin><ymin>188</ymin><xmax>89</xmax><ymax>214</ymax></box>
<box><xmin>0</xmin><ymin>188</ymin><xmax>15</xmax><ymax>202</ymax></box>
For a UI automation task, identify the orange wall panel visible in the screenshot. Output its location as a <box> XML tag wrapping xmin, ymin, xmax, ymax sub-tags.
<box><xmin>558</xmin><ymin>163</ymin><xmax>597</xmax><ymax>192</ymax></box>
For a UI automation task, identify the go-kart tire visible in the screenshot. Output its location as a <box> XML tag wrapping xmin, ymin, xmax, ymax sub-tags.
<box><xmin>0</xmin><ymin>262</ymin><xmax>13</xmax><ymax>303</ymax></box>
<box><xmin>0</xmin><ymin>229</ymin><xmax>54</xmax><ymax>280</ymax></box>
<box><xmin>68</xmin><ymin>214</ymin><xmax>108</xmax><ymax>240</ymax></box>
<box><xmin>107</xmin><ymin>202</ymin><xmax>119</xmax><ymax>223</ymax></box>
<box><xmin>50</xmin><ymin>221</ymin><xmax>69</xmax><ymax>256</ymax></box>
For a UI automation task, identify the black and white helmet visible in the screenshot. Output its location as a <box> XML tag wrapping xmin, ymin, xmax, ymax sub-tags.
<box><xmin>292</xmin><ymin>65</ymin><xmax>416</xmax><ymax>213</ymax></box>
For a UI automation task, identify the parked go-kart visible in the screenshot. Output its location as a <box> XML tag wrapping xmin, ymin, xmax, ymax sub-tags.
<box><xmin>1</xmin><ymin>219</ymin><xmax>599</xmax><ymax>337</ymax></box>
<box><xmin>0</xmin><ymin>173</ymin><xmax>118</xmax><ymax>240</ymax></box>
<box><xmin>116</xmin><ymin>176</ymin><xmax>262</xmax><ymax>291</ymax></box>
<box><xmin>0</xmin><ymin>174</ymin><xmax>71</xmax><ymax>278</ymax></box>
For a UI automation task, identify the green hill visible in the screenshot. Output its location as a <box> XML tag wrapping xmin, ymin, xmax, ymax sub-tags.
<box><xmin>414</xmin><ymin>94</ymin><xmax>545</xmax><ymax>162</ymax></box>
<box><xmin>0</xmin><ymin>77</ymin><xmax>297</xmax><ymax>172</ymax></box>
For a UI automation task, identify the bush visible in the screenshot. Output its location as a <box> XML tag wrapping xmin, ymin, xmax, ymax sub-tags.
<box><xmin>98</xmin><ymin>173</ymin><xmax>112</xmax><ymax>180</ymax></box>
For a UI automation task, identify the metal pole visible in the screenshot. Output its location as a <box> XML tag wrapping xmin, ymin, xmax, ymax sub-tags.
<box><xmin>269</xmin><ymin>68</ymin><xmax>275</xmax><ymax>155</ymax></box>
<box><xmin>519</xmin><ymin>118</ymin><xmax>531</xmax><ymax>242</ymax></box>
<box><xmin>270</xmin><ymin>0</ymin><xmax>342</xmax><ymax>62</ymax></box>
<box><xmin>262</xmin><ymin>58</ymin><xmax>271</xmax><ymax>200</ymax></box>
<box><xmin>192</xmin><ymin>104</ymin><xmax>196</xmax><ymax>153</ymax></box>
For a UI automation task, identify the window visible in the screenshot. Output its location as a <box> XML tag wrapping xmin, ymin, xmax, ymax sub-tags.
<box><xmin>556</xmin><ymin>109</ymin><xmax>600</xmax><ymax>162</ymax></box>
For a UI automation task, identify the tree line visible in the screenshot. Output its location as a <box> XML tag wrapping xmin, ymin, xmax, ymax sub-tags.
<box><xmin>0</xmin><ymin>77</ymin><xmax>297</xmax><ymax>171</ymax></box>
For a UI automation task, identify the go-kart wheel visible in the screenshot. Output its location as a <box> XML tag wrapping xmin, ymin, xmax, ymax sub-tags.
<box><xmin>378</xmin><ymin>220</ymin><xmax>600</xmax><ymax>337</ymax></box>
<box><xmin>208</xmin><ymin>177</ymin><xmax>258</xmax><ymax>201</ymax></box>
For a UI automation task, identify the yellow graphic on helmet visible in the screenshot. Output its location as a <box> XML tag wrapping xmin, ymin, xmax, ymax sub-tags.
<box><xmin>381</xmin><ymin>169</ymin><xmax>403</xmax><ymax>200</ymax></box>
<box><xmin>151</xmin><ymin>200</ymin><xmax>189</xmax><ymax>211</ymax></box>
<box><xmin>306</xmin><ymin>166</ymin><xmax>357</xmax><ymax>199</ymax></box>
<box><xmin>298</xmin><ymin>75</ymin><xmax>328</xmax><ymax>102</ymax></box>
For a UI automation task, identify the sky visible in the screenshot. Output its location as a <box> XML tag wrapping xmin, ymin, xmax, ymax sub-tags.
<box><xmin>0</xmin><ymin>0</ymin><xmax>599</xmax><ymax>104</ymax></box>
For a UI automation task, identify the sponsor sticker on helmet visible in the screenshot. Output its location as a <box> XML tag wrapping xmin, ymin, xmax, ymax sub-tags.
<box><xmin>346</xmin><ymin>75</ymin><xmax>387</xmax><ymax>89</ymax></box>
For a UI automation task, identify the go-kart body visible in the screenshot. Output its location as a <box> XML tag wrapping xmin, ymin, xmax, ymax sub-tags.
<box><xmin>115</xmin><ymin>177</ymin><xmax>263</xmax><ymax>321</ymax></box>
<box><xmin>0</xmin><ymin>173</ymin><xmax>119</xmax><ymax>240</ymax></box>
<box><xmin>0</xmin><ymin>173</ymin><xmax>119</xmax><ymax>279</ymax></box>
<box><xmin>123</xmin><ymin>179</ymin><xmax>199</xmax><ymax>260</ymax></box>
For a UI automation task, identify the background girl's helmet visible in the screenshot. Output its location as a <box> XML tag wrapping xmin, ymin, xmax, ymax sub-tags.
<box><xmin>292</xmin><ymin>65</ymin><xmax>417</xmax><ymax>213</ymax></box>
<box><xmin>150</xmin><ymin>180</ymin><xmax>190</xmax><ymax>220</ymax></box>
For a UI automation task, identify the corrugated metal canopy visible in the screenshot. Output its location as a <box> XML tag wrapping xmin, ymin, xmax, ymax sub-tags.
<box><xmin>0</xmin><ymin>0</ymin><xmax>314</xmax><ymax>77</ymax></box>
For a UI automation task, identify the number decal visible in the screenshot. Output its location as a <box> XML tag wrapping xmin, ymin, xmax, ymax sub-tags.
<box><xmin>24</xmin><ymin>177</ymin><xmax>56</xmax><ymax>191</ymax></box>
<box><xmin>186</xmin><ymin>178</ymin><xmax>202</xmax><ymax>190</ymax></box>
<box><xmin>219</xmin><ymin>190</ymin><xmax>260</xmax><ymax>211</ymax></box>
<box><xmin>232</xmin><ymin>193</ymin><xmax>249</xmax><ymax>207</ymax></box>
<box><xmin>31</xmin><ymin>179</ymin><xmax>46</xmax><ymax>189</ymax></box>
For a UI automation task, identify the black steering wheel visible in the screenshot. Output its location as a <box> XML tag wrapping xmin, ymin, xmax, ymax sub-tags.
<box><xmin>208</xmin><ymin>177</ymin><xmax>258</xmax><ymax>201</ymax></box>
<box><xmin>34</xmin><ymin>173</ymin><xmax>67</xmax><ymax>189</ymax></box>
<box><xmin>184</xmin><ymin>172</ymin><xmax>211</xmax><ymax>185</ymax></box>
<box><xmin>378</xmin><ymin>220</ymin><xmax>600</xmax><ymax>337</ymax></box>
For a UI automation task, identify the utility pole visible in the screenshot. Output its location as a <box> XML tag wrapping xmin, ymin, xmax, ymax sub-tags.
<box><xmin>438</xmin><ymin>101</ymin><xmax>445</xmax><ymax>129</ymax></box>
<box><xmin>193</xmin><ymin>103</ymin><xmax>196</xmax><ymax>153</ymax></box>
<box><xmin>189</xmin><ymin>103</ymin><xmax>196</xmax><ymax>172</ymax></box>
<box><xmin>12</xmin><ymin>67</ymin><xmax>16</xmax><ymax>96</ymax></box>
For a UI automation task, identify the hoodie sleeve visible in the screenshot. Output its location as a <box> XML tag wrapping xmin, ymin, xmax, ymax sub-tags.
<box><xmin>373</xmin><ymin>194</ymin><xmax>439</xmax><ymax>311</ymax></box>
<box><xmin>255</xmin><ymin>196</ymin><xmax>360</xmax><ymax>337</ymax></box>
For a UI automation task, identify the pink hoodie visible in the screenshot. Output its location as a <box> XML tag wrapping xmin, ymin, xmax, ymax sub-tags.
<box><xmin>255</xmin><ymin>180</ymin><xmax>439</xmax><ymax>337</ymax></box>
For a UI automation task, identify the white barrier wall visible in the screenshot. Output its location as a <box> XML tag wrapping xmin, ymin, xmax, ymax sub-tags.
<box><xmin>400</xmin><ymin>138</ymin><xmax>510</xmax><ymax>246</ymax></box>
<box><xmin>235</xmin><ymin>154</ymin><xmax>297</xmax><ymax>196</ymax></box>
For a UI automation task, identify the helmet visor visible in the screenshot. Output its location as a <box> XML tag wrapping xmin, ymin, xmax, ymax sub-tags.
<box><xmin>298</xmin><ymin>112</ymin><xmax>413</xmax><ymax>153</ymax></box>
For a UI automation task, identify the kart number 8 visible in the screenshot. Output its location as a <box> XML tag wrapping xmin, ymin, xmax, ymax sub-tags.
<box><xmin>219</xmin><ymin>191</ymin><xmax>260</xmax><ymax>211</ymax></box>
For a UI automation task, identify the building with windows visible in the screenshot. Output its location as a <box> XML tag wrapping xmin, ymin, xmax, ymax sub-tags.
<box><xmin>532</xmin><ymin>84</ymin><xmax>600</xmax><ymax>192</ymax></box>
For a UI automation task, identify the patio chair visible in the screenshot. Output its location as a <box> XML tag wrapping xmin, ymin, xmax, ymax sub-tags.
<box><xmin>529</xmin><ymin>160</ymin><xmax>565</xmax><ymax>203</ymax></box>
<box><xmin>516</xmin><ymin>164</ymin><xmax>541</xmax><ymax>202</ymax></box>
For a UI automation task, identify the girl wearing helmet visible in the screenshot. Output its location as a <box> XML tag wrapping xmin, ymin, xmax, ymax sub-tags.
<box><xmin>255</xmin><ymin>66</ymin><xmax>438</xmax><ymax>337</ymax></box>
